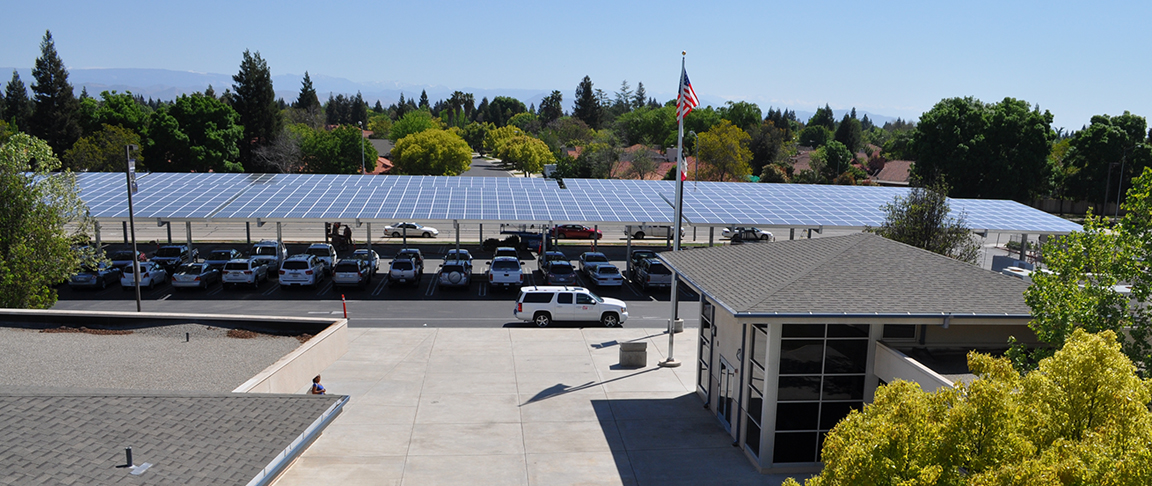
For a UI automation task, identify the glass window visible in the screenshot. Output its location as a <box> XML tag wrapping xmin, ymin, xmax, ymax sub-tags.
<box><xmin>883</xmin><ymin>324</ymin><xmax>916</xmax><ymax>339</ymax></box>
<box><xmin>557</xmin><ymin>293</ymin><xmax>573</xmax><ymax>304</ymax></box>
<box><xmin>820</xmin><ymin>401</ymin><xmax>862</xmax><ymax>430</ymax></box>
<box><xmin>824</xmin><ymin>340</ymin><xmax>868</xmax><ymax>374</ymax></box>
<box><xmin>777</xmin><ymin>376</ymin><xmax>822</xmax><ymax>401</ymax></box>
<box><xmin>745</xmin><ymin>418</ymin><xmax>762</xmax><ymax>457</ymax></box>
<box><xmin>576</xmin><ymin>293</ymin><xmax>595</xmax><ymax>305</ymax></box>
<box><xmin>775</xmin><ymin>402</ymin><xmax>819</xmax><ymax>431</ymax></box>
<box><xmin>782</xmin><ymin>324</ymin><xmax>824</xmax><ymax>338</ymax></box>
<box><xmin>773</xmin><ymin>432</ymin><xmax>818</xmax><ymax>463</ymax></box>
<box><xmin>747</xmin><ymin>386</ymin><xmax>763</xmax><ymax>425</ymax></box>
<box><xmin>779</xmin><ymin>340</ymin><xmax>824</xmax><ymax>375</ymax></box>
<box><xmin>751</xmin><ymin>325</ymin><xmax>767</xmax><ymax>369</ymax></box>
<box><xmin>827</xmin><ymin>324</ymin><xmax>869</xmax><ymax>338</ymax></box>
<box><xmin>822</xmin><ymin>376</ymin><xmax>865</xmax><ymax>401</ymax></box>
<box><xmin>750</xmin><ymin>363</ymin><xmax>765</xmax><ymax>394</ymax></box>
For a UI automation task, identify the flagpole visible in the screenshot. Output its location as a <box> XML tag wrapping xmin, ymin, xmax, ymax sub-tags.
<box><xmin>661</xmin><ymin>53</ymin><xmax>687</xmax><ymax>368</ymax></box>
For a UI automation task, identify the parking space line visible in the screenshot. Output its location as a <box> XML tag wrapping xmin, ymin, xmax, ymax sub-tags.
<box><xmin>205</xmin><ymin>286</ymin><xmax>222</xmax><ymax>297</ymax></box>
<box><xmin>157</xmin><ymin>293</ymin><xmax>172</xmax><ymax>301</ymax></box>
<box><xmin>262</xmin><ymin>284</ymin><xmax>278</xmax><ymax>296</ymax></box>
<box><xmin>478</xmin><ymin>280</ymin><xmax>487</xmax><ymax>297</ymax></box>
<box><xmin>423</xmin><ymin>276</ymin><xmax>437</xmax><ymax>297</ymax></box>
<box><xmin>371</xmin><ymin>277</ymin><xmax>388</xmax><ymax>296</ymax></box>
<box><xmin>315</xmin><ymin>280</ymin><xmax>333</xmax><ymax>296</ymax></box>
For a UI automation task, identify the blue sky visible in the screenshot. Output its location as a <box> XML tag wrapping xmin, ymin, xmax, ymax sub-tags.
<box><xmin>2</xmin><ymin>0</ymin><xmax>1149</xmax><ymax>129</ymax></box>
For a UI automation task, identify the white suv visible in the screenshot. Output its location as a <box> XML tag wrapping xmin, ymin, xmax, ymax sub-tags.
<box><xmin>306</xmin><ymin>243</ymin><xmax>337</xmax><ymax>274</ymax></box>
<box><xmin>514</xmin><ymin>286</ymin><xmax>627</xmax><ymax>327</ymax></box>
<box><xmin>279</xmin><ymin>254</ymin><xmax>325</xmax><ymax>288</ymax></box>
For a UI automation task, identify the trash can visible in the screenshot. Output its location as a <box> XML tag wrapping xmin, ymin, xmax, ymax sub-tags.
<box><xmin>619</xmin><ymin>342</ymin><xmax>647</xmax><ymax>368</ymax></box>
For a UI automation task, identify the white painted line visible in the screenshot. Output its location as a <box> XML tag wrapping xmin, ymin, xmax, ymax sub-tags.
<box><xmin>423</xmin><ymin>276</ymin><xmax>436</xmax><ymax>297</ymax></box>
<box><xmin>205</xmin><ymin>286</ymin><xmax>222</xmax><ymax>297</ymax></box>
<box><xmin>315</xmin><ymin>280</ymin><xmax>333</xmax><ymax>296</ymax></box>
<box><xmin>262</xmin><ymin>284</ymin><xmax>278</xmax><ymax>296</ymax></box>
<box><xmin>157</xmin><ymin>293</ymin><xmax>171</xmax><ymax>301</ymax></box>
<box><xmin>371</xmin><ymin>277</ymin><xmax>388</xmax><ymax>296</ymax></box>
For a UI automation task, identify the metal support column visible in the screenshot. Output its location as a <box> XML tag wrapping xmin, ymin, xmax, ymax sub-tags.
<box><xmin>479</xmin><ymin>224</ymin><xmax>483</xmax><ymax>245</ymax></box>
<box><xmin>708</xmin><ymin>227</ymin><xmax>714</xmax><ymax>247</ymax></box>
<box><xmin>276</xmin><ymin>222</ymin><xmax>283</xmax><ymax>248</ymax></box>
<box><xmin>185</xmin><ymin>222</ymin><xmax>193</xmax><ymax>259</ymax></box>
<box><xmin>593</xmin><ymin>225</ymin><xmax>598</xmax><ymax>251</ymax></box>
<box><xmin>1020</xmin><ymin>234</ymin><xmax>1028</xmax><ymax>261</ymax></box>
<box><xmin>123</xmin><ymin>221</ymin><xmax>128</xmax><ymax>244</ymax></box>
<box><xmin>625</xmin><ymin>226</ymin><xmax>632</xmax><ymax>277</ymax></box>
<box><xmin>454</xmin><ymin>220</ymin><xmax>460</xmax><ymax>254</ymax></box>
<box><xmin>366</xmin><ymin>223</ymin><xmax>372</xmax><ymax>252</ymax></box>
<box><xmin>790</xmin><ymin>228</ymin><xmax>795</xmax><ymax>240</ymax></box>
<box><xmin>166</xmin><ymin>222</ymin><xmax>172</xmax><ymax>244</ymax></box>
<box><xmin>245</xmin><ymin>222</ymin><xmax>251</xmax><ymax>246</ymax></box>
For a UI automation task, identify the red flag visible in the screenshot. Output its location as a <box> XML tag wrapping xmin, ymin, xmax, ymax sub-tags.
<box><xmin>676</xmin><ymin>66</ymin><xmax>699</xmax><ymax>121</ymax></box>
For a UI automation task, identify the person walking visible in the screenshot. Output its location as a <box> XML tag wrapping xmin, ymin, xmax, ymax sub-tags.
<box><xmin>310</xmin><ymin>375</ymin><xmax>326</xmax><ymax>395</ymax></box>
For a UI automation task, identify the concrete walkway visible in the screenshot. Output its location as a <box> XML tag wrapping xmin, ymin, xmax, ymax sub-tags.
<box><xmin>273</xmin><ymin>326</ymin><xmax>793</xmax><ymax>485</ymax></box>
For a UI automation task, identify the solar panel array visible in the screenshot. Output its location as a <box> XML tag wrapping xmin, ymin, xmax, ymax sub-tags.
<box><xmin>74</xmin><ymin>173</ymin><xmax>1082</xmax><ymax>234</ymax></box>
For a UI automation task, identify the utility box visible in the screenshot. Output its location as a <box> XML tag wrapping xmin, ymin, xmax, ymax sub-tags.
<box><xmin>619</xmin><ymin>342</ymin><xmax>647</xmax><ymax>368</ymax></box>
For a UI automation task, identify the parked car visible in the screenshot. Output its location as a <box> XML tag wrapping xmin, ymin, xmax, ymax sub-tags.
<box><xmin>514</xmin><ymin>286</ymin><xmax>628</xmax><ymax>327</ymax></box>
<box><xmin>437</xmin><ymin>261</ymin><xmax>472</xmax><ymax>288</ymax></box>
<box><xmin>551</xmin><ymin>224</ymin><xmax>602</xmax><ymax>239</ymax></box>
<box><xmin>171</xmin><ymin>263</ymin><xmax>221</xmax><ymax>290</ymax></box>
<box><xmin>222</xmin><ymin>258</ymin><xmax>269</xmax><ymax>289</ymax></box>
<box><xmin>578</xmin><ymin>252</ymin><xmax>611</xmax><ymax>274</ymax></box>
<box><xmin>587</xmin><ymin>264</ymin><xmax>623</xmax><ymax>287</ymax></box>
<box><xmin>635</xmin><ymin>258</ymin><xmax>673</xmax><ymax>289</ymax></box>
<box><xmin>251</xmin><ymin>240</ymin><xmax>288</xmax><ymax>270</ymax></box>
<box><xmin>494</xmin><ymin>247</ymin><xmax>519</xmax><ymax>259</ymax></box>
<box><xmin>351</xmin><ymin>249</ymin><xmax>381</xmax><ymax>276</ymax></box>
<box><xmin>444</xmin><ymin>249</ymin><xmax>474</xmax><ymax>272</ymax></box>
<box><xmin>68</xmin><ymin>262</ymin><xmax>121</xmax><ymax>290</ymax></box>
<box><xmin>384</xmin><ymin>222</ymin><xmax>439</xmax><ymax>238</ymax></box>
<box><xmin>333</xmin><ymin>259</ymin><xmax>373</xmax><ymax>288</ymax></box>
<box><xmin>389</xmin><ymin>249</ymin><xmax>424</xmax><ymax>287</ymax></box>
<box><xmin>544</xmin><ymin>261</ymin><xmax>577</xmax><ymax>285</ymax></box>
<box><xmin>486</xmin><ymin>257</ymin><xmax>525</xmax><ymax>290</ymax></box>
<box><xmin>624</xmin><ymin>225</ymin><xmax>681</xmax><ymax>239</ymax></box>
<box><xmin>108</xmin><ymin>250</ymin><xmax>147</xmax><ymax>271</ymax></box>
<box><xmin>279</xmin><ymin>254</ymin><xmax>325</xmax><ymax>288</ymax></box>
<box><xmin>205</xmin><ymin>249</ymin><xmax>243</xmax><ymax>272</ymax></box>
<box><xmin>538</xmin><ymin>250</ymin><xmax>567</xmax><ymax>272</ymax></box>
<box><xmin>306</xmin><ymin>243</ymin><xmax>337</xmax><ymax>273</ymax></box>
<box><xmin>151</xmin><ymin>245</ymin><xmax>198</xmax><ymax>272</ymax></box>
<box><xmin>628</xmin><ymin>249</ymin><xmax>659</xmax><ymax>280</ymax></box>
<box><xmin>120</xmin><ymin>261</ymin><xmax>167</xmax><ymax>289</ymax></box>
<box><xmin>722</xmin><ymin>227</ymin><xmax>774</xmax><ymax>241</ymax></box>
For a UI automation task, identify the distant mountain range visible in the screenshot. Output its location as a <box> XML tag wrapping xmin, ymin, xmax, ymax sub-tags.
<box><xmin>0</xmin><ymin>67</ymin><xmax>901</xmax><ymax>126</ymax></box>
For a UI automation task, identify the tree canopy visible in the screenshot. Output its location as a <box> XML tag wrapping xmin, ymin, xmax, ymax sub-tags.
<box><xmin>0</xmin><ymin>133</ymin><xmax>93</xmax><ymax>308</ymax></box>
<box><xmin>300</xmin><ymin>124</ymin><xmax>377</xmax><ymax>174</ymax></box>
<box><xmin>145</xmin><ymin>93</ymin><xmax>243</xmax><ymax>172</ymax></box>
<box><xmin>63</xmin><ymin>124</ymin><xmax>143</xmax><ymax>172</ymax></box>
<box><xmin>389</xmin><ymin>110</ymin><xmax>440</xmax><ymax>142</ymax></box>
<box><xmin>788</xmin><ymin>329</ymin><xmax>1152</xmax><ymax>486</ymax></box>
<box><xmin>390</xmin><ymin>129</ymin><xmax>471</xmax><ymax>176</ymax></box>
<box><xmin>231</xmin><ymin>50</ymin><xmax>282</xmax><ymax>168</ymax></box>
<box><xmin>4</xmin><ymin>71</ymin><xmax>32</xmax><ymax>131</ymax></box>
<box><xmin>867</xmin><ymin>180</ymin><xmax>980</xmax><ymax>263</ymax></box>
<box><xmin>696</xmin><ymin>119</ymin><xmax>752</xmax><ymax>182</ymax></box>
<box><xmin>29</xmin><ymin>30</ymin><xmax>82</xmax><ymax>156</ymax></box>
<box><xmin>573</xmin><ymin>76</ymin><xmax>603</xmax><ymax>130</ymax></box>
<box><xmin>1060</xmin><ymin>112</ymin><xmax>1152</xmax><ymax>207</ymax></box>
<box><xmin>494</xmin><ymin>134</ymin><xmax>553</xmax><ymax>176</ymax></box>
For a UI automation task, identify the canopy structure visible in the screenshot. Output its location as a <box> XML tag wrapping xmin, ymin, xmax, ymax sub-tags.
<box><xmin>76</xmin><ymin>172</ymin><xmax>1083</xmax><ymax>235</ymax></box>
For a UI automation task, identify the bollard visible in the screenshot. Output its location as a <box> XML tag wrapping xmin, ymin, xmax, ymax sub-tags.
<box><xmin>342</xmin><ymin>294</ymin><xmax>347</xmax><ymax>318</ymax></box>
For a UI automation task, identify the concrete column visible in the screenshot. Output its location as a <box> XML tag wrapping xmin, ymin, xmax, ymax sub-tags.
<box><xmin>185</xmin><ymin>222</ymin><xmax>193</xmax><ymax>259</ymax></box>
<box><xmin>625</xmin><ymin>226</ymin><xmax>632</xmax><ymax>277</ymax></box>
<box><xmin>790</xmin><ymin>228</ymin><xmax>795</xmax><ymax>240</ymax></box>
<box><xmin>708</xmin><ymin>227</ymin><xmax>714</xmax><ymax>247</ymax></box>
<box><xmin>276</xmin><ymin>222</ymin><xmax>283</xmax><ymax>248</ymax></box>
<box><xmin>454</xmin><ymin>220</ymin><xmax>460</xmax><ymax>254</ymax></box>
<box><xmin>166</xmin><ymin>222</ymin><xmax>172</xmax><ymax>244</ymax></box>
<box><xmin>478</xmin><ymin>224</ymin><xmax>482</xmax><ymax>244</ymax></box>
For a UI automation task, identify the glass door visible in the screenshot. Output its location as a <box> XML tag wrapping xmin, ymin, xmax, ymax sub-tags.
<box><xmin>718</xmin><ymin>357</ymin><xmax>736</xmax><ymax>432</ymax></box>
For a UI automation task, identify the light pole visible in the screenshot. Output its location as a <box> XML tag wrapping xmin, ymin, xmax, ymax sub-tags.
<box><xmin>360</xmin><ymin>121</ymin><xmax>366</xmax><ymax>174</ymax></box>
<box><xmin>125</xmin><ymin>144</ymin><xmax>142</xmax><ymax>312</ymax></box>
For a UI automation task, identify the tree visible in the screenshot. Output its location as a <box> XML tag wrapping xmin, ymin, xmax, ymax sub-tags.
<box><xmin>4</xmin><ymin>71</ymin><xmax>32</xmax><ymax>130</ymax></box>
<box><xmin>911</xmin><ymin>97</ymin><xmax>1054</xmax><ymax>201</ymax></box>
<box><xmin>576</xmin><ymin>141</ymin><xmax>621</xmax><ymax>179</ymax></box>
<box><xmin>1061</xmin><ymin>112</ymin><xmax>1152</xmax><ymax>208</ymax></box>
<box><xmin>867</xmin><ymin>180</ymin><xmax>980</xmax><ymax>263</ymax></box>
<box><xmin>696</xmin><ymin>120</ymin><xmax>752</xmax><ymax>182</ymax></box>
<box><xmin>145</xmin><ymin>93</ymin><xmax>243</xmax><ymax>172</ymax></box>
<box><xmin>807</xmin><ymin>104</ymin><xmax>836</xmax><ymax>131</ymax></box>
<box><xmin>366</xmin><ymin>112</ymin><xmax>392</xmax><ymax>140</ymax></box>
<box><xmin>790</xmin><ymin>329</ymin><xmax>1152</xmax><ymax>486</ymax></box>
<box><xmin>418</xmin><ymin>90</ymin><xmax>429</xmax><ymax>109</ymax></box>
<box><xmin>614</xmin><ymin>105</ymin><xmax>675</xmax><ymax>147</ymax></box>
<box><xmin>815</xmin><ymin>140</ymin><xmax>855</xmax><ymax>181</ymax></box>
<box><xmin>458</xmin><ymin>121</ymin><xmax>492</xmax><ymax>153</ymax></box>
<box><xmin>231</xmin><ymin>49</ymin><xmax>282</xmax><ymax>168</ymax></box>
<box><xmin>0</xmin><ymin>133</ymin><xmax>93</xmax><ymax>308</ymax></box>
<box><xmin>389</xmin><ymin>110</ymin><xmax>440</xmax><ymax>142</ymax></box>
<box><xmin>495</xmin><ymin>135</ymin><xmax>554</xmax><ymax>176</ymax></box>
<box><xmin>483</xmin><ymin>125</ymin><xmax>525</xmax><ymax>154</ymax></box>
<box><xmin>91</xmin><ymin>90</ymin><xmax>151</xmax><ymax>136</ymax></box>
<box><xmin>486</xmin><ymin>96</ymin><xmax>526</xmax><ymax>128</ymax></box>
<box><xmin>546</xmin><ymin>117</ymin><xmax>595</xmax><ymax>147</ymax></box>
<box><xmin>29</xmin><ymin>30</ymin><xmax>82</xmax><ymax>156</ymax></box>
<box><xmin>294</xmin><ymin>71</ymin><xmax>320</xmax><ymax>111</ymax></box>
<box><xmin>799</xmin><ymin>125</ymin><xmax>832</xmax><ymax>148</ymax></box>
<box><xmin>632</xmin><ymin>82</ymin><xmax>647</xmax><ymax>110</ymax></box>
<box><xmin>62</xmin><ymin>124</ymin><xmax>143</xmax><ymax>172</ymax></box>
<box><xmin>626</xmin><ymin>147</ymin><xmax>658</xmax><ymax>180</ymax></box>
<box><xmin>299</xmin><ymin>124</ymin><xmax>377</xmax><ymax>174</ymax></box>
<box><xmin>507</xmin><ymin>112</ymin><xmax>541</xmax><ymax>134</ymax></box>
<box><xmin>253</xmin><ymin>124</ymin><xmax>307</xmax><ymax>173</ymax></box>
<box><xmin>538</xmin><ymin>90</ymin><xmax>564</xmax><ymax>125</ymax></box>
<box><xmin>718</xmin><ymin>101</ymin><xmax>762</xmax><ymax>133</ymax></box>
<box><xmin>572</xmin><ymin>76</ymin><xmax>602</xmax><ymax>129</ymax></box>
<box><xmin>390</xmin><ymin>129</ymin><xmax>471</xmax><ymax>176</ymax></box>
<box><xmin>749</xmin><ymin>120</ymin><xmax>792</xmax><ymax>176</ymax></box>
<box><xmin>833</xmin><ymin>113</ymin><xmax>862</xmax><ymax>154</ymax></box>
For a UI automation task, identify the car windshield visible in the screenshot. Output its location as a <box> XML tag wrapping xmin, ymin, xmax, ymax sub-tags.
<box><xmin>353</xmin><ymin>251</ymin><xmax>372</xmax><ymax>260</ymax></box>
<box><xmin>177</xmin><ymin>264</ymin><xmax>204</xmax><ymax>274</ymax></box>
<box><xmin>634</xmin><ymin>251</ymin><xmax>656</xmax><ymax>260</ymax></box>
<box><xmin>334</xmin><ymin>262</ymin><xmax>361</xmax><ymax>272</ymax></box>
<box><xmin>492</xmin><ymin>260</ymin><xmax>519</xmax><ymax>271</ymax></box>
<box><xmin>155</xmin><ymin>247</ymin><xmax>182</xmax><ymax>257</ymax></box>
<box><xmin>398</xmin><ymin>251</ymin><xmax>419</xmax><ymax>259</ymax></box>
<box><xmin>546</xmin><ymin>253</ymin><xmax>565</xmax><ymax>261</ymax></box>
<box><xmin>224</xmin><ymin>262</ymin><xmax>249</xmax><ymax>271</ymax></box>
<box><xmin>110</xmin><ymin>251</ymin><xmax>134</xmax><ymax>260</ymax></box>
<box><xmin>209</xmin><ymin>251</ymin><xmax>234</xmax><ymax>260</ymax></box>
<box><xmin>306</xmin><ymin>248</ymin><xmax>331</xmax><ymax>256</ymax></box>
<box><xmin>584</xmin><ymin>254</ymin><xmax>608</xmax><ymax>263</ymax></box>
<box><xmin>647</xmin><ymin>262</ymin><xmax>671</xmax><ymax>274</ymax></box>
<box><xmin>254</xmin><ymin>246</ymin><xmax>277</xmax><ymax>256</ymax></box>
<box><xmin>392</xmin><ymin>261</ymin><xmax>413</xmax><ymax>271</ymax></box>
<box><xmin>282</xmin><ymin>261</ymin><xmax>309</xmax><ymax>270</ymax></box>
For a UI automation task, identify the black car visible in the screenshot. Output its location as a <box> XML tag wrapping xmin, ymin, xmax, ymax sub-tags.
<box><xmin>68</xmin><ymin>262</ymin><xmax>122</xmax><ymax>290</ymax></box>
<box><xmin>205</xmin><ymin>249</ymin><xmax>244</xmax><ymax>272</ymax></box>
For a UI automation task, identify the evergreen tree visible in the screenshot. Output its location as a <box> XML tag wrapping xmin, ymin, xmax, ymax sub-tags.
<box><xmin>352</xmin><ymin>91</ymin><xmax>368</xmax><ymax>127</ymax></box>
<box><xmin>4</xmin><ymin>71</ymin><xmax>32</xmax><ymax>130</ymax></box>
<box><xmin>834</xmin><ymin>113</ymin><xmax>863</xmax><ymax>153</ymax></box>
<box><xmin>373</xmin><ymin>100</ymin><xmax>383</xmax><ymax>113</ymax></box>
<box><xmin>29</xmin><ymin>31</ymin><xmax>82</xmax><ymax>155</ymax></box>
<box><xmin>231</xmin><ymin>49</ymin><xmax>282</xmax><ymax>168</ymax></box>
<box><xmin>419</xmin><ymin>90</ymin><xmax>429</xmax><ymax>109</ymax></box>
<box><xmin>808</xmin><ymin>103</ymin><xmax>836</xmax><ymax>131</ymax></box>
<box><xmin>538</xmin><ymin>90</ymin><xmax>563</xmax><ymax>125</ymax></box>
<box><xmin>861</xmin><ymin>114</ymin><xmax>874</xmax><ymax>131</ymax></box>
<box><xmin>395</xmin><ymin>93</ymin><xmax>409</xmax><ymax>120</ymax></box>
<box><xmin>474</xmin><ymin>97</ymin><xmax>489</xmax><ymax>123</ymax></box>
<box><xmin>850</xmin><ymin>107</ymin><xmax>857</xmax><ymax>119</ymax></box>
<box><xmin>633</xmin><ymin>82</ymin><xmax>647</xmax><ymax>110</ymax></box>
<box><xmin>204</xmin><ymin>84</ymin><xmax>217</xmax><ymax>99</ymax></box>
<box><xmin>573</xmin><ymin>76</ymin><xmax>602</xmax><ymax>129</ymax></box>
<box><xmin>294</xmin><ymin>71</ymin><xmax>319</xmax><ymax>110</ymax></box>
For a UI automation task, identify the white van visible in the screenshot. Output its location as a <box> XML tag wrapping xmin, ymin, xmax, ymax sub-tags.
<box><xmin>514</xmin><ymin>286</ymin><xmax>628</xmax><ymax>327</ymax></box>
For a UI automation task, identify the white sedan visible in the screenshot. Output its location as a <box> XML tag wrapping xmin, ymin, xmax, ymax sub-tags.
<box><xmin>120</xmin><ymin>261</ymin><xmax>168</xmax><ymax>290</ymax></box>
<box><xmin>383</xmin><ymin>222</ymin><xmax>439</xmax><ymax>238</ymax></box>
<box><xmin>722</xmin><ymin>227</ymin><xmax>774</xmax><ymax>241</ymax></box>
<box><xmin>587</xmin><ymin>264</ymin><xmax>623</xmax><ymax>287</ymax></box>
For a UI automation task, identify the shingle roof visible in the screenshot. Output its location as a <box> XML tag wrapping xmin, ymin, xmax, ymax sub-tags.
<box><xmin>0</xmin><ymin>391</ymin><xmax>344</xmax><ymax>485</ymax></box>
<box><xmin>660</xmin><ymin>233</ymin><xmax>1032</xmax><ymax>316</ymax></box>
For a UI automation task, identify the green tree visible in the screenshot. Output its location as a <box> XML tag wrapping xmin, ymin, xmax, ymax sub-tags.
<box><xmin>799</xmin><ymin>125</ymin><xmax>832</xmax><ymax>148</ymax></box>
<box><xmin>92</xmin><ymin>91</ymin><xmax>151</xmax><ymax>136</ymax></box>
<box><xmin>1062</xmin><ymin>112</ymin><xmax>1152</xmax><ymax>208</ymax></box>
<box><xmin>366</xmin><ymin>112</ymin><xmax>392</xmax><ymax>140</ymax></box>
<box><xmin>418</xmin><ymin>90</ymin><xmax>429</xmax><ymax>109</ymax></box>
<box><xmin>614</xmin><ymin>105</ymin><xmax>675</xmax><ymax>147</ymax></box>
<box><xmin>833</xmin><ymin>113</ymin><xmax>862</xmax><ymax>153</ymax></box>
<box><xmin>0</xmin><ymin>133</ymin><xmax>93</xmax><ymax>308</ymax></box>
<box><xmin>145</xmin><ymin>93</ymin><xmax>243</xmax><ymax>172</ymax></box>
<box><xmin>718</xmin><ymin>101</ymin><xmax>762</xmax><ymax>133</ymax></box>
<box><xmin>495</xmin><ymin>135</ymin><xmax>554</xmax><ymax>176</ymax></box>
<box><xmin>390</xmin><ymin>128</ymin><xmax>471</xmax><ymax>176</ymax></box>
<box><xmin>63</xmin><ymin>124</ymin><xmax>143</xmax><ymax>172</ymax></box>
<box><xmin>911</xmin><ymin>97</ymin><xmax>1054</xmax><ymax>201</ymax></box>
<box><xmin>538</xmin><ymin>90</ymin><xmax>564</xmax><ymax>125</ymax></box>
<box><xmin>507</xmin><ymin>112</ymin><xmax>541</xmax><ymax>134</ymax></box>
<box><xmin>486</xmin><ymin>96</ymin><xmax>526</xmax><ymax>128</ymax></box>
<box><xmin>458</xmin><ymin>121</ymin><xmax>492</xmax><ymax>153</ymax></box>
<box><xmin>294</xmin><ymin>71</ymin><xmax>320</xmax><ymax>111</ymax></box>
<box><xmin>749</xmin><ymin>120</ymin><xmax>792</xmax><ymax>176</ymax></box>
<box><xmin>4</xmin><ymin>70</ymin><xmax>32</xmax><ymax>130</ymax></box>
<box><xmin>546</xmin><ymin>117</ymin><xmax>595</xmax><ymax>147</ymax></box>
<box><xmin>483</xmin><ymin>125</ymin><xmax>525</xmax><ymax>154</ymax></box>
<box><xmin>626</xmin><ymin>147</ymin><xmax>658</xmax><ymax>180</ymax></box>
<box><xmin>573</xmin><ymin>76</ymin><xmax>603</xmax><ymax>129</ymax></box>
<box><xmin>632</xmin><ymin>82</ymin><xmax>647</xmax><ymax>110</ymax></box>
<box><xmin>231</xmin><ymin>49</ymin><xmax>282</xmax><ymax>168</ymax></box>
<box><xmin>807</xmin><ymin>104</ymin><xmax>836</xmax><ymax>131</ymax></box>
<box><xmin>696</xmin><ymin>119</ymin><xmax>752</xmax><ymax>182</ymax></box>
<box><xmin>816</xmin><ymin>140</ymin><xmax>855</xmax><ymax>180</ymax></box>
<box><xmin>29</xmin><ymin>30</ymin><xmax>82</xmax><ymax>156</ymax></box>
<box><xmin>300</xmin><ymin>124</ymin><xmax>377</xmax><ymax>174</ymax></box>
<box><xmin>389</xmin><ymin>110</ymin><xmax>440</xmax><ymax>142</ymax></box>
<box><xmin>576</xmin><ymin>141</ymin><xmax>621</xmax><ymax>179</ymax></box>
<box><xmin>867</xmin><ymin>180</ymin><xmax>980</xmax><ymax>263</ymax></box>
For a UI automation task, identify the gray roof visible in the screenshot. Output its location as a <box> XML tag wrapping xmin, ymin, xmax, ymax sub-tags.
<box><xmin>660</xmin><ymin>233</ymin><xmax>1033</xmax><ymax>317</ymax></box>
<box><xmin>0</xmin><ymin>391</ymin><xmax>343</xmax><ymax>485</ymax></box>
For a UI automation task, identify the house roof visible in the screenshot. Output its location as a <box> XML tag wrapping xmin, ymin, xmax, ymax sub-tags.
<box><xmin>875</xmin><ymin>160</ymin><xmax>913</xmax><ymax>185</ymax></box>
<box><xmin>659</xmin><ymin>233</ymin><xmax>1032</xmax><ymax>317</ymax></box>
<box><xmin>0</xmin><ymin>391</ymin><xmax>344</xmax><ymax>485</ymax></box>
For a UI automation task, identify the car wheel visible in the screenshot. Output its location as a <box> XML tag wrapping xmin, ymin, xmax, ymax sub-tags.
<box><xmin>760</xmin><ymin>234</ymin><xmax>769</xmax><ymax>240</ymax></box>
<box><xmin>99</xmin><ymin>278</ymin><xmax>107</xmax><ymax>290</ymax></box>
<box><xmin>392</xmin><ymin>231</ymin><xmax>401</xmax><ymax>237</ymax></box>
<box><xmin>534</xmin><ymin>312</ymin><xmax>552</xmax><ymax>328</ymax></box>
<box><xmin>601</xmin><ymin>312</ymin><xmax>620</xmax><ymax>327</ymax></box>
<box><xmin>634</xmin><ymin>232</ymin><xmax>645</xmax><ymax>239</ymax></box>
<box><xmin>423</xmin><ymin>232</ymin><xmax>432</xmax><ymax>238</ymax></box>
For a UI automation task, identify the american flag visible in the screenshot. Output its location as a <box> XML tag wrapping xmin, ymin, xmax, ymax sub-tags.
<box><xmin>676</xmin><ymin>66</ymin><xmax>699</xmax><ymax>121</ymax></box>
